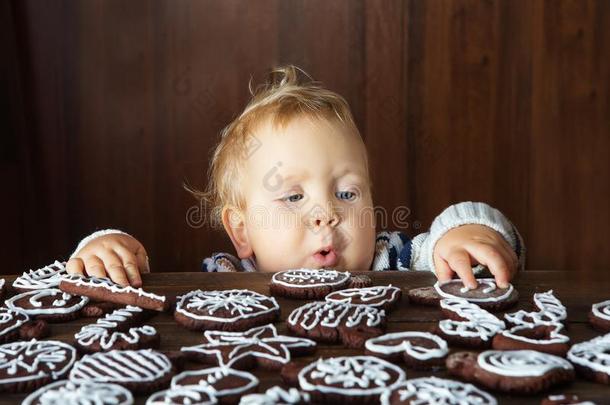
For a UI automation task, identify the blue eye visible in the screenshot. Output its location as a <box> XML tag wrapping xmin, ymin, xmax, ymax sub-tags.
<box><xmin>283</xmin><ymin>194</ymin><xmax>304</xmax><ymax>203</ymax></box>
<box><xmin>336</xmin><ymin>191</ymin><xmax>356</xmax><ymax>201</ymax></box>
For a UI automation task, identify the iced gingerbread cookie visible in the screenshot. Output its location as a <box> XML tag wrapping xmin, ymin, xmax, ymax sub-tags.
<box><xmin>287</xmin><ymin>301</ymin><xmax>386</xmax><ymax>348</ymax></box>
<box><xmin>589</xmin><ymin>300</ymin><xmax>610</xmax><ymax>332</ymax></box>
<box><xmin>69</xmin><ymin>349</ymin><xmax>175</xmax><ymax>394</ymax></box>
<box><xmin>60</xmin><ymin>274</ymin><xmax>168</xmax><ymax>312</ymax></box>
<box><xmin>504</xmin><ymin>290</ymin><xmax>567</xmax><ymax>326</ymax></box>
<box><xmin>493</xmin><ymin>323</ymin><xmax>570</xmax><ymax>357</ymax></box>
<box><xmin>380</xmin><ymin>376</ymin><xmax>497</xmax><ymax>405</ymax></box>
<box><xmin>541</xmin><ymin>394</ymin><xmax>597</xmax><ymax>405</ymax></box>
<box><xmin>174</xmin><ymin>289</ymin><xmax>280</xmax><ymax>332</ymax></box>
<box><xmin>567</xmin><ymin>333</ymin><xmax>610</xmax><ymax>385</ymax></box>
<box><xmin>22</xmin><ymin>380</ymin><xmax>134</xmax><ymax>405</ymax></box>
<box><xmin>0</xmin><ymin>339</ymin><xmax>77</xmax><ymax>393</ymax></box>
<box><xmin>12</xmin><ymin>260</ymin><xmax>67</xmax><ymax>292</ymax></box>
<box><xmin>270</xmin><ymin>269</ymin><xmax>352</xmax><ymax>299</ymax></box>
<box><xmin>295</xmin><ymin>356</ymin><xmax>405</xmax><ymax>404</ymax></box>
<box><xmin>436</xmin><ymin>298</ymin><xmax>505</xmax><ymax>348</ymax></box>
<box><xmin>170</xmin><ymin>366</ymin><xmax>259</xmax><ymax>404</ymax></box>
<box><xmin>181</xmin><ymin>323</ymin><xmax>316</xmax><ymax>370</ymax></box>
<box><xmin>325</xmin><ymin>285</ymin><xmax>401</xmax><ymax>311</ymax></box>
<box><xmin>364</xmin><ymin>331</ymin><xmax>448</xmax><ymax>369</ymax></box>
<box><xmin>446</xmin><ymin>350</ymin><xmax>574</xmax><ymax>394</ymax></box>
<box><xmin>240</xmin><ymin>386</ymin><xmax>311</xmax><ymax>405</ymax></box>
<box><xmin>75</xmin><ymin>305</ymin><xmax>159</xmax><ymax>353</ymax></box>
<box><xmin>408</xmin><ymin>278</ymin><xmax>518</xmax><ymax>311</ymax></box>
<box><xmin>5</xmin><ymin>288</ymin><xmax>89</xmax><ymax>322</ymax></box>
<box><xmin>146</xmin><ymin>386</ymin><xmax>217</xmax><ymax>405</ymax></box>
<box><xmin>0</xmin><ymin>307</ymin><xmax>43</xmax><ymax>344</ymax></box>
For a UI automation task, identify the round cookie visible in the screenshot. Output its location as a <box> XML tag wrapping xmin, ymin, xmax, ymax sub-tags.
<box><xmin>505</xmin><ymin>290</ymin><xmax>567</xmax><ymax>327</ymax></box>
<box><xmin>181</xmin><ymin>323</ymin><xmax>316</xmax><ymax>370</ymax></box>
<box><xmin>22</xmin><ymin>380</ymin><xmax>134</xmax><ymax>405</ymax></box>
<box><xmin>297</xmin><ymin>356</ymin><xmax>405</xmax><ymax>404</ymax></box>
<box><xmin>69</xmin><ymin>349</ymin><xmax>175</xmax><ymax>394</ymax></box>
<box><xmin>380</xmin><ymin>376</ymin><xmax>497</xmax><ymax>405</ymax></box>
<box><xmin>4</xmin><ymin>288</ymin><xmax>89</xmax><ymax>322</ymax></box>
<box><xmin>174</xmin><ymin>289</ymin><xmax>280</xmax><ymax>332</ymax></box>
<box><xmin>567</xmin><ymin>333</ymin><xmax>610</xmax><ymax>384</ymax></box>
<box><xmin>434</xmin><ymin>278</ymin><xmax>518</xmax><ymax>311</ymax></box>
<box><xmin>171</xmin><ymin>366</ymin><xmax>259</xmax><ymax>404</ymax></box>
<box><xmin>240</xmin><ymin>386</ymin><xmax>311</xmax><ymax>405</ymax></box>
<box><xmin>325</xmin><ymin>285</ymin><xmax>401</xmax><ymax>310</ymax></box>
<box><xmin>0</xmin><ymin>307</ymin><xmax>31</xmax><ymax>343</ymax></box>
<box><xmin>589</xmin><ymin>300</ymin><xmax>610</xmax><ymax>332</ymax></box>
<box><xmin>493</xmin><ymin>323</ymin><xmax>570</xmax><ymax>357</ymax></box>
<box><xmin>270</xmin><ymin>269</ymin><xmax>351</xmax><ymax>299</ymax></box>
<box><xmin>0</xmin><ymin>339</ymin><xmax>77</xmax><ymax>393</ymax></box>
<box><xmin>541</xmin><ymin>394</ymin><xmax>597</xmax><ymax>405</ymax></box>
<box><xmin>287</xmin><ymin>301</ymin><xmax>386</xmax><ymax>348</ymax></box>
<box><xmin>364</xmin><ymin>331</ymin><xmax>448</xmax><ymax>369</ymax></box>
<box><xmin>406</xmin><ymin>286</ymin><xmax>440</xmax><ymax>306</ymax></box>
<box><xmin>147</xmin><ymin>386</ymin><xmax>217</xmax><ymax>405</ymax></box>
<box><xmin>446</xmin><ymin>350</ymin><xmax>574</xmax><ymax>394</ymax></box>
<box><xmin>12</xmin><ymin>260</ymin><xmax>67</xmax><ymax>292</ymax></box>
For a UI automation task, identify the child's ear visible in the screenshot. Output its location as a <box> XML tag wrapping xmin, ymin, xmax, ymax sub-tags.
<box><xmin>221</xmin><ymin>205</ymin><xmax>253</xmax><ymax>259</ymax></box>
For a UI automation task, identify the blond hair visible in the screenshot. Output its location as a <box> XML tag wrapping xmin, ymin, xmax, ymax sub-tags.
<box><xmin>186</xmin><ymin>65</ymin><xmax>363</xmax><ymax>229</ymax></box>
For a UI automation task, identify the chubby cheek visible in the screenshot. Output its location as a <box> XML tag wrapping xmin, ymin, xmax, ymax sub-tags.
<box><xmin>338</xmin><ymin>207</ymin><xmax>376</xmax><ymax>271</ymax></box>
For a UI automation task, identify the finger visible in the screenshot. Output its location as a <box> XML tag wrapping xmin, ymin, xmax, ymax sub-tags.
<box><xmin>66</xmin><ymin>258</ymin><xmax>85</xmax><ymax>276</ymax></box>
<box><xmin>466</xmin><ymin>244</ymin><xmax>511</xmax><ymax>288</ymax></box>
<box><xmin>83</xmin><ymin>256</ymin><xmax>108</xmax><ymax>279</ymax></box>
<box><xmin>445</xmin><ymin>250</ymin><xmax>478</xmax><ymax>289</ymax></box>
<box><xmin>114</xmin><ymin>245</ymin><xmax>143</xmax><ymax>287</ymax></box>
<box><xmin>135</xmin><ymin>245</ymin><xmax>150</xmax><ymax>273</ymax></box>
<box><xmin>433</xmin><ymin>252</ymin><xmax>454</xmax><ymax>283</ymax></box>
<box><xmin>497</xmin><ymin>241</ymin><xmax>518</xmax><ymax>276</ymax></box>
<box><xmin>96</xmin><ymin>250</ymin><xmax>130</xmax><ymax>286</ymax></box>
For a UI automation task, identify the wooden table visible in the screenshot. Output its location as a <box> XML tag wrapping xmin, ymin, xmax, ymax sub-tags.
<box><xmin>2</xmin><ymin>270</ymin><xmax>609</xmax><ymax>404</ymax></box>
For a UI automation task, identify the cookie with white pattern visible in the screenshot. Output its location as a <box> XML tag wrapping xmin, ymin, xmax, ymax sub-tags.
<box><xmin>12</xmin><ymin>261</ymin><xmax>67</xmax><ymax>292</ymax></box>
<box><xmin>325</xmin><ymin>285</ymin><xmax>401</xmax><ymax>311</ymax></box>
<box><xmin>567</xmin><ymin>333</ymin><xmax>610</xmax><ymax>385</ymax></box>
<box><xmin>364</xmin><ymin>331</ymin><xmax>448</xmax><ymax>369</ymax></box>
<box><xmin>4</xmin><ymin>288</ymin><xmax>89</xmax><ymax>322</ymax></box>
<box><xmin>171</xmin><ymin>366</ymin><xmax>259</xmax><ymax>404</ymax></box>
<box><xmin>270</xmin><ymin>269</ymin><xmax>352</xmax><ymax>299</ymax></box>
<box><xmin>493</xmin><ymin>323</ymin><xmax>570</xmax><ymax>357</ymax></box>
<box><xmin>240</xmin><ymin>386</ymin><xmax>310</xmax><ymax>405</ymax></box>
<box><xmin>22</xmin><ymin>380</ymin><xmax>134</xmax><ymax>405</ymax></box>
<box><xmin>380</xmin><ymin>376</ymin><xmax>497</xmax><ymax>405</ymax></box>
<box><xmin>504</xmin><ymin>290</ymin><xmax>567</xmax><ymax>327</ymax></box>
<box><xmin>589</xmin><ymin>300</ymin><xmax>610</xmax><ymax>332</ymax></box>
<box><xmin>541</xmin><ymin>394</ymin><xmax>597</xmax><ymax>405</ymax></box>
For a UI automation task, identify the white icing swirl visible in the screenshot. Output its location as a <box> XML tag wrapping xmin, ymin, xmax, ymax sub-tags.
<box><xmin>365</xmin><ymin>331</ymin><xmax>448</xmax><ymax>361</ymax></box>
<box><xmin>0</xmin><ymin>308</ymin><xmax>29</xmax><ymax>337</ymax></box>
<box><xmin>435</xmin><ymin>278</ymin><xmax>513</xmax><ymax>303</ymax></box>
<box><xmin>592</xmin><ymin>300</ymin><xmax>610</xmax><ymax>322</ymax></box>
<box><xmin>146</xmin><ymin>386</ymin><xmax>217</xmax><ymax>405</ymax></box>
<box><xmin>477</xmin><ymin>350</ymin><xmax>573</xmax><ymax>377</ymax></box>
<box><xmin>439</xmin><ymin>298</ymin><xmax>505</xmax><ymax>341</ymax></box>
<box><xmin>22</xmin><ymin>380</ymin><xmax>133</xmax><ymax>405</ymax></box>
<box><xmin>567</xmin><ymin>333</ymin><xmax>610</xmax><ymax>375</ymax></box>
<box><xmin>505</xmin><ymin>290</ymin><xmax>567</xmax><ymax>326</ymax></box>
<box><xmin>325</xmin><ymin>285</ymin><xmax>401</xmax><ymax>307</ymax></box>
<box><xmin>5</xmin><ymin>288</ymin><xmax>89</xmax><ymax>315</ymax></box>
<box><xmin>13</xmin><ymin>261</ymin><xmax>67</xmax><ymax>290</ymax></box>
<box><xmin>287</xmin><ymin>301</ymin><xmax>385</xmax><ymax>330</ymax></box>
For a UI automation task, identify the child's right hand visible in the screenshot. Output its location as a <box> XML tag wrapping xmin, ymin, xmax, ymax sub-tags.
<box><xmin>66</xmin><ymin>234</ymin><xmax>150</xmax><ymax>287</ymax></box>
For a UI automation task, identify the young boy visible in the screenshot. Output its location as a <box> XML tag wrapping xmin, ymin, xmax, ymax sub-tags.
<box><xmin>66</xmin><ymin>66</ymin><xmax>524</xmax><ymax>290</ymax></box>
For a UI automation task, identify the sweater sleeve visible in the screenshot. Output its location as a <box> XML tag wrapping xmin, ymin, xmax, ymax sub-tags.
<box><xmin>69</xmin><ymin>229</ymin><xmax>129</xmax><ymax>258</ymax></box>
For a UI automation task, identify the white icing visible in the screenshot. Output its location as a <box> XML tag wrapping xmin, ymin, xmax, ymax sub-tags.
<box><xmin>181</xmin><ymin>323</ymin><xmax>315</xmax><ymax>367</ymax></box>
<box><xmin>592</xmin><ymin>300</ymin><xmax>610</xmax><ymax>321</ymax></box>
<box><xmin>146</xmin><ymin>386</ymin><xmax>217</xmax><ymax>405</ymax></box>
<box><xmin>75</xmin><ymin>306</ymin><xmax>157</xmax><ymax>350</ymax></box>
<box><xmin>505</xmin><ymin>290</ymin><xmax>567</xmax><ymax>326</ymax></box>
<box><xmin>171</xmin><ymin>366</ymin><xmax>259</xmax><ymax>398</ymax></box>
<box><xmin>69</xmin><ymin>349</ymin><xmax>172</xmax><ymax>383</ymax></box>
<box><xmin>22</xmin><ymin>380</ymin><xmax>134</xmax><ymax>405</ymax></box>
<box><xmin>175</xmin><ymin>289</ymin><xmax>279</xmax><ymax>322</ymax></box>
<box><xmin>365</xmin><ymin>331</ymin><xmax>448</xmax><ymax>361</ymax></box>
<box><xmin>379</xmin><ymin>376</ymin><xmax>497</xmax><ymax>405</ymax></box>
<box><xmin>477</xmin><ymin>350</ymin><xmax>573</xmax><ymax>377</ymax></box>
<box><xmin>325</xmin><ymin>285</ymin><xmax>401</xmax><ymax>307</ymax></box>
<box><xmin>298</xmin><ymin>356</ymin><xmax>405</xmax><ymax>396</ymax></box>
<box><xmin>61</xmin><ymin>274</ymin><xmax>166</xmax><ymax>302</ymax></box>
<box><xmin>0</xmin><ymin>339</ymin><xmax>76</xmax><ymax>385</ymax></box>
<box><xmin>567</xmin><ymin>333</ymin><xmax>610</xmax><ymax>375</ymax></box>
<box><xmin>239</xmin><ymin>386</ymin><xmax>310</xmax><ymax>405</ymax></box>
<box><xmin>5</xmin><ymin>288</ymin><xmax>89</xmax><ymax>315</ymax></box>
<box><xmin>287</xmin><ymin>301</ymin><xmax>385</xmax><ymax>330</ymax></box>
<box><xmin>271</xmin><ymin>268</ymin><xmax>350</xmax><ymax>288</ymax></box>
<box><xmin>13</xmin><ymin>261</ymin><xmax>67</xmax><ymax>290</ymax></box>
<box><xmin>435</xmin><ymin>278</ymin><xmax>514</xmax><ymax>303</ymax></box>
<box><xmin>0</xmin><ymin>307</ymin><xmax>29</xmax><ymax>337</ymax></box>
<box><xmin>439</xmin><ymin>298</ymin><xmax>505</xmax><ymax>341</ymax></box>
<box><xmin>500</xmin><ymin>323</ymin><xmax>569</xmax><ymax>345</ymax></box>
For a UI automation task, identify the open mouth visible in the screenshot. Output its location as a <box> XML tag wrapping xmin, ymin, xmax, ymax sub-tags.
<box><xmin>313</xmin><ymin>247</ymin><xmax>338</xmax><ymax>267</ymax></box>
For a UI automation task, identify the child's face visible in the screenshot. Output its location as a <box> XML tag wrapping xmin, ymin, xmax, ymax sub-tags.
<box><xmin>236</xmin><ymin>115</ymin><xmax>376</xmax><ymax>272</ymax></box>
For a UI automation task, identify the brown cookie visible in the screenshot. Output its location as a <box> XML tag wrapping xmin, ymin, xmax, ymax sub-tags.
<box><xmin>406</xmin><ymin>286</ymin><xmax>440</xmax><ymax>306</ymax></box>
<box><xmin>287</xmin><ymin>301</ymin><xmax>386</xmax><ymax>348</ymax></box>
<box><xmin>434</xmin><ymin>278</ymin><xmax>518</xmax><ymax>311</ymax></box>
<box><xmin>365</xmin><ymin>331</ymin><xmax>448</xmax><ymax>370</ymax></box>
<box><xmin>181</xmin><ymin>323</ymin><xmax>316</xmax><ymax>370</ymax></box>
<box><xmin>325</xmin><ymin>285</ymin><xmax>401</xmax><ymax>311</ymax></box>
<box><xmin>541</xmin><ymin>394</ymin><xmax>597</xmax><ymax>405</ymax></box>
<box><xmin>146</xmin><ymin>386</ymin><xmax>217</xmax><ymax>405</ymax></box>
<box><xmin>379</xmin><ymin>376</ymin><xmax>497</xmax><ymax>405</ymax></box>
<box><xmin>505</xmin><ymin>290</ymin><xmax>567</xmax><ymax>327</ymax></box>
<box><xmin>171</xmin><ymin>367</ymin><xmax>259</xmax><ymax>404</ymax></box>
<box><xmin>0</xmin><ymin>307</ymin><xmax>31</xmax><ymax>343</ymax></box>
<box><xmin>18</xmin><ymin>320</ymin><xmax>50</xmax><ymax>341</ymax></box>
<box><xmin>4</xmin><ymin>288</ymin><xmax>89</xmax><ymax>322</ymax></box>
<box><xmin>174</xmin><ymin>289</ymin><xmax>280</xmax><ymax>332</ymax></box>
<box><xmin>347</xmin><ymin>274</ymin><xmax>372</xmax><ymax>289</ymax></box>
<box><xmin>567</xmin><ymin>333</ymin><xmax>610</xmax><ymax>384</ymax></box>
<box><xmin>59</xmin><ymin>274</ymin><xmax>168</xmax><ymax>312</ymax></box>
<box><xmin>240</xmin><ymin>386</ymin><xmax>311</xmax><ymax>405</ymax></box>
<box><xmin>270</xmin><ymin>269</ymin><xmax>352</xmax><ymax>299</ymax></box>
<box><xmin>80</xmin><ymin>301</ymin><xmax>120</xmax><ymax>318</ymax></box>
<box><xmin>589</xmin><ymin>300</ymin><xmax>610</xmax><ymax>332</ymax></box>
<box><xmin>22</xmin><ymin>380</ymin><xmax>134</xmax><ymax>405</ymax></box>
<box><xmin>446</xmin><ymin>350</ymin><xmax>574</xmax><ymax>395</ymax></box>
<box><xmin>493</xmin><ymin>323</ymin><xmax>570</xmax><ymax>357</ymax></box>
<box><xmin>12</xmin><ymin>261</ymin><xmax>67</xmax><ymax>292</ymax></box>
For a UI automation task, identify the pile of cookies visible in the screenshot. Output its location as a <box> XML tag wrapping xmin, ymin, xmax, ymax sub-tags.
<box><xmin>0</xmin><ymin>264</ymin><xmax>608</xmax><ymax>404</ymax></box>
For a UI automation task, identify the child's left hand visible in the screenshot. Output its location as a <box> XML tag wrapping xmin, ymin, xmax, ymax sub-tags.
<box><xmin>433</xmin><ymin>224</ymin><xmax>518</xmax><ymax>289</ymax></box>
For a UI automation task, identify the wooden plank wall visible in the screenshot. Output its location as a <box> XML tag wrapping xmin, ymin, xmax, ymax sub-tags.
<box><xmin>2</xmin><ymin>0</ymin><xmax>609</xmax><ymax>274</ymax></box>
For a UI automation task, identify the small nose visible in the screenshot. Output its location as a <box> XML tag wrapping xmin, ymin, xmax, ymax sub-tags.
<box><xmin>307</xmin><ymin>206</ymin><xmax>340</xmax><ymax>229</ymax></box>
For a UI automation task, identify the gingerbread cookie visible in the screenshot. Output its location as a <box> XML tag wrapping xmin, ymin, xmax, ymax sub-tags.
<box><xmin>297</xmin><ymin>356</ymin><xmax>405</xmax><ymax>403</ymax></box>
<box><xmin>436</xmin><ymin>298</ymin><xmax>505</xmax><ymax>348</ymax></box>
<box><xmin>541</xmin><ymin>394</ymin><xmax>596</xmax><ymax>405</ymax></box>
<box><xmin>0</xmin><ymin>307</ymin><xmax>31</xmax><ymax>343</ymax></box>
<box><xmin>379</xmin><ymin>376</ymin><xmax>497</xmax><ymax>405</ymax></box>
<box><xmin>13</xmin><ymin>260</ymin><xmax>67</xmax><ymax>292</ymax></box>
<box><xmin>446</xmin><ymin>350</ymin><xmax>575</xmax><ymax>394</ymax></box>
<box><xmin>69</xmin><ymin>349</ymin><xmax>175</xmax><ymax>393</ymax></box>
<box><xmin>347</xmin><ymin>274</ymin><xmax>372</xmax><ymax>289</ymax></box>
<box><xmin>287</xmin><ymin>301</ymin><xmax>386</xmax><ymax>348</ymax></box>
<box><xmin>240</xmin><ymin>386</ymin><xmax>311</xmax><ymax>405</ymax></box>
<box><xmin>505</xmin><ymin>290</ymin><xmax>567</xmax><ymax>326</ymax></box>
<box><xmin>0</xmin><ymin>339</ymin><xmax>77</xmax><ymax>393</ymax></box>
<box><xmin>181</xmin><ymin>323</ymin><xmax>316</xmax><ymax>370</ymax></box>
<box><xmin>0</xmin><ymin>279</ymin><xmax>5</xmax><ymax>301</ymax></box>
<box><xmin>75</xmin><ymin>305</ymin><xmax>159</xmax><ymax>353</ymax></box>
<box><xmin>270</xmin><ymin>269</ymin><xmax>351</xmax><ymax>299</ymax></box>
<box><xmin>22</xmin><ymin>380</ymin><xmax>134</xmax><ymax>405</ymax></box>
<box><xmin>364</xmin><ymin>331</ymin><xmax>448</xmax><ymax>369</ymax></box>
<box><xmin>174</xmin><ymin>289</ymin><xmax>280</xmax><ymax>332</ymax></box>
<box><xmin>171</xmin><ymin>366</ymin><xmax>259</xmax><ymax>404</ymax></box>
<box><xmin>5</xmin><ymin>288</ymin><xmax>89</xmax><ymax>322</ymax></box>
<box><xmin>589</xmin><ymin>300</ymin><xmax>610</xmax><ymax>332</ymax></box>
<box><xmin>567</xmin><ymin>333</ymin><xmax>610</xmax><ymax>384</ymax></box>
<box><xmin>325</xmin><ymin>285</ymin><xmax>401</xmax><ymax>310</ymax></box>
<box><xmin>60</xmin><ymin>274</ymin><xmax>168</xmax><ymax>312</ymax></box>
<box><xmin>493</xmin><ymin>323</ymin><xmax>570</xmax><ymax>357</ymax></box>
<box><xmin>147</xmin><ymin>386</ymin><xmax>217</xmax><ymax>405</ymax></box>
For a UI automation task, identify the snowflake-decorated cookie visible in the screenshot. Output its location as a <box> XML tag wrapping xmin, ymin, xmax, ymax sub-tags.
<box><xmin>270</xmin><ymin>269</ymin><xmax>351</xmax><ymax>299</ymax></box>
<box><xmin>13</xmin><ymin>261</ymin><xmax>67</xmax><ymax>292</ymax></box>
<box><xmin>380</xmin><ymin>376</ymin><xmax>497</xmax><ymax>405</ymax></box>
